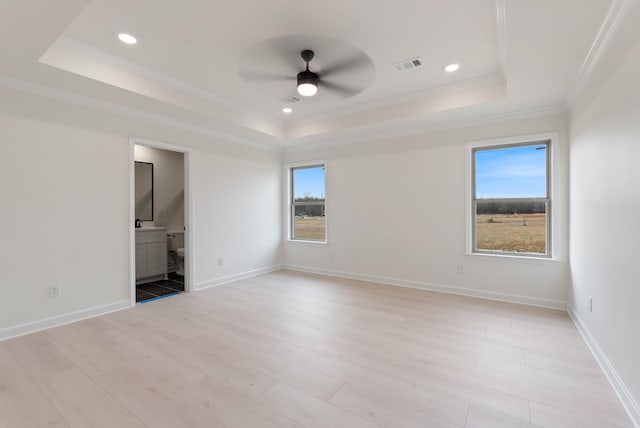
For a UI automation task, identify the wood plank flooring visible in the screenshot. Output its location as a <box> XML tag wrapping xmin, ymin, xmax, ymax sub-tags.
<box><xmin>0</xmin><ymin>270</ymin><xmax>633</xmax><ymax>427</ymax></box>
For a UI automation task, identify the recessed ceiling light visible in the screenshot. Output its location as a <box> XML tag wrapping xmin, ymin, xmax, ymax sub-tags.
<box><xmin>118</xmin><ymin>33</ymin><xmax>137</xmax><ymax>45</ymax></box>
<box><xmin>444</xmin><ymin>63</ymin><xmax>460</xmax><ymax>73</ymax></box>
<box><xmin>282</xmin><ymin>107</ymin><xmax>293</xmax><ymax>114</ymax></box>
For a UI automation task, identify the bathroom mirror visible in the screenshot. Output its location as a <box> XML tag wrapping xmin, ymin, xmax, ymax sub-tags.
<box><xmin>135</xmin><ymin>161</ymin><xmax>153</xmax><ymax>221</ymax></box>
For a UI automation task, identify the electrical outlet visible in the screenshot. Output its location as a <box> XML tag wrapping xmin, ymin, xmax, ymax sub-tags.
<box><xmin>589</xmin><ymin>296</ymin><xmax>593</xmax><ymax>312</ymax></box>
<box><xmin>48</xmin><ymin>285</ymin><xmax>62</xmax><ymax>298</ymax></box>
<box><xmin>456</xmin><ymin>264</ymin><xmax>464</xmax><ymax>274</ymax></box>
<box><xmin>218</xmin><ymin>257</ymin><xmax>224</xmax><ymax>266</ymax></box>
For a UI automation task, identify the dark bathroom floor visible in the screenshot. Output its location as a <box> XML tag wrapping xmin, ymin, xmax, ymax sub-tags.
<box><xmin>136</xmin><ymin>277</ymin><xmax>184</xmax><ymax>303</ymax></box>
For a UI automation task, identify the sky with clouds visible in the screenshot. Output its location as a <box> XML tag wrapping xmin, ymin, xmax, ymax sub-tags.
<box><xmin>475</xmin><ymin>144</ymin><xmax>547</xmax><ymax>198</ymax></box>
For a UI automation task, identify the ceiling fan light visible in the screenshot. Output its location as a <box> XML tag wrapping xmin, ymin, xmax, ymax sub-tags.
<box><xmin>297</xmin><ymin>82</ymin><xmax>318</xmax><ymax>97</ymax></box>
<box><xmin>297</xmin><ymin>69</ymin><xmax>319</xmax><ymax>97</ymax></box>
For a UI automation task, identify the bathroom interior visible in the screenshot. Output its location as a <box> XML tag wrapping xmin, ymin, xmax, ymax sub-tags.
<box><xmin>134</xmin><ymin>144</ymin><xmax>186</xmax><ymax>303</ymax></box>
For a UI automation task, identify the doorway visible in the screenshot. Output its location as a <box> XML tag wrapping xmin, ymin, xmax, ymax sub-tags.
<box><xmin>129</xmin><ymin>138</ymin><xmax>191</xmax><ymax>305</ymax></box>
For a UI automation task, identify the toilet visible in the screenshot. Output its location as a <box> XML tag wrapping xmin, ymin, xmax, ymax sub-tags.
<box><xmin>167</xmin><ymin>231</ymin><xmax>185</xmax><ymax>276</ymax></box>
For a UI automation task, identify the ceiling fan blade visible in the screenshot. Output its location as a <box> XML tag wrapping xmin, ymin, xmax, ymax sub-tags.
<box><xmin>238</xmin><ymin>70</ymin><xmax>295</xmax><ymax>83</ymax></box>
<box><xmin>238</xmin><ymin>36</ymin><xmax>304</xmax><ymax>82</ymax></box>
<box><xmin>320</xmin><ymin>80</ymin><xmax>360</xmax><ymax>97</ymax></box>
<box><xmin>264</xmin><ymin>41</ymin><xmax>306</xmax><ymax>72</ymax></box>
<box><xmin>320</xmin><ymin>53</ymin><xmax>372</xmax><ymax>77</ymax></box>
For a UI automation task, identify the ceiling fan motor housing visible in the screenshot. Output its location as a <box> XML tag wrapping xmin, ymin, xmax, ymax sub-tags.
<box><xmin>297</xmin><ymin>69</ymin><xmax>319</xmax><ymax>87</ymax></box>
<box><xmin>301</xmin><ymin>49</ymin><xmax>315</xmax><ymax>63</ymax></box>
<box><xmin>297</xmin><ymin>49</ymin><xmax>319</xmax><ymax>96</ymax></box>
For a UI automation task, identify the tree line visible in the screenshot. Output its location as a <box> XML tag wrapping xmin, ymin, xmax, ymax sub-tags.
<box><xmin>294</xmin><ymin>196</ymin><xmax>325</xmax><ymax>217</ymax></box>
<box><xmin>476</xmin><ymin>200</ymin><xmax>546</xmax><ymax>215</ymax></box>
<box><xmin>292</xmin><ymin>198</ymin><xmax>544</xmax><ymax>216</ymax></box>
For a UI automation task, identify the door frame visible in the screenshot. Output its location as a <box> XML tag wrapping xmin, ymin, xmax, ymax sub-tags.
<box><xmin>128</xmin><ymin>136</ymin><xmax>193</xmax><ymax>306</ymax></box>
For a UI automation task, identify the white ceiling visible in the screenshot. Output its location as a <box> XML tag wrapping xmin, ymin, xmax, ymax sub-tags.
<box><xmin>0</xmin><ymin>0</ymin><xmax>616</xmax><ymax>148</ymax></box>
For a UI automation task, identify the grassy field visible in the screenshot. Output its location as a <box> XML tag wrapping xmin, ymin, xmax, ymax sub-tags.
<box><xmin>292</xmin><ymin>214</ymin><xmax>545</xmax><ymax>252</ymax></box>
<box><xmin>476</xmin><ymin>213</ymin><xmax>546</xmax><ymax>253</ymax></box>
<box><xmin>293</xmin><ymin>217</ymin><xmax>326</xmax><ymax>240</ymax></box>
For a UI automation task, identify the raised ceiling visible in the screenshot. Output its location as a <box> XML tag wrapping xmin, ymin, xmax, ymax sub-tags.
<box><xmin>0</xmin><ymin>0</ymin><xmax>618</xmax><ymax>148</ymax></box>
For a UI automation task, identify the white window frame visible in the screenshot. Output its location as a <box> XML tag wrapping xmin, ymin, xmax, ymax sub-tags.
<box><xmin>465</xmin><ymin>133</ymin><xmax>559</xmax><ymax>259</ymax></box>
<box><xmin>286</xmin><ymin>160</ymin><xmax>327</xmax><ymax>243</ymax></box>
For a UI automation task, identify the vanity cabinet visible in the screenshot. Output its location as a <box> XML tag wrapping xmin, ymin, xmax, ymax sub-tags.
<box><xmin>135</xmin><ymin>228</ymin><xmax>167</xmax><ymax>284</ymax></box>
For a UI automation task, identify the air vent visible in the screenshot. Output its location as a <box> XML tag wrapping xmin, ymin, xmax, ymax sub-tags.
<box><xmin>393</xmin><ymin>57</ymin><xmax>422</xmax><ymax>72</ymax></box>
<box><xmin>284</xmin><ymin>96</ymin><xmax>302</xmax><ymax>104</ymax></box>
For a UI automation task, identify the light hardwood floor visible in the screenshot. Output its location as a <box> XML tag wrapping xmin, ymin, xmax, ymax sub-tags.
<box><xmin>0</xmin><ymin>270</ymin><xmax>633</xmax><ymax>428</ymax></box>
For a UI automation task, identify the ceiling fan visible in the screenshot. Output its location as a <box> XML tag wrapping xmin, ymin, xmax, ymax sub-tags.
<box><xmin>296</xmin><ymin>49</ymin><xmax>320</xmax><ymax>97</ymax></box>
<box><xmin>238</xmin><ymin>37</ymin><xmax>375</xmax><ymax>101</ymax></box>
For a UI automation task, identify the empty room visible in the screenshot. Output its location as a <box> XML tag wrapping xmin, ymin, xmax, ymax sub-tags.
<box><xmin>1</xmin><ymin>1</ymin><xmax>639</xmax><ymax>427</ymax></box>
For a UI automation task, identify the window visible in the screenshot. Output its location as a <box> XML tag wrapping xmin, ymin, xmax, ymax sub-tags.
<box><xmin>290</xmin><ymin>164</ymin><xmax>326</xmax><ymax>241</ymax></box>
<box><xmin>471</xmin><ymin>140</ymin><xmax>550</xmax><ymax>257</ymax></box>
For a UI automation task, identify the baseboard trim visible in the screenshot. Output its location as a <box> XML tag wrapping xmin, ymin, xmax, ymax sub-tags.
<box><xmin>569</xmin><ymin>309</ymin><xmax>640</xmax><ymax>428</ymax></box>
<box><xmin>283</xmin><ymin>264</ymin><xmax>566</xmax><ymax>310</ymax></box>
<box><xmin>0</xmin><ymin>300</ymin><xmax>130</xmax><ymax>342</ymax></box>
<box><xmin>194</xmin><ymin>265</ymin><xmax>284</xmax><ymax>291</ymax></box>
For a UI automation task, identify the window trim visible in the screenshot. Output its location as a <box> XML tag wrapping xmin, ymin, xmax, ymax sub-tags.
<box><xmin>465</xmin><ymin>133</ymin><xmax>559</xmax><ymax>260</ymax></box>
<box><xmin>287</xmin><ymin>160</ymin><xmax>327</xmax><ymax>243</ymax></box>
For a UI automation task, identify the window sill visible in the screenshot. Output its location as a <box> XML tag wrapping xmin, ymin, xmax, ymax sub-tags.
<box><xmin>286</xmin><ymin>239</ymin><xmax>327</xmax><ymax>245</ymax></box>
<box><xmin>465</xmin><ymin>252</ymin><xmax>564</xmax><ymax>264</ymax></box>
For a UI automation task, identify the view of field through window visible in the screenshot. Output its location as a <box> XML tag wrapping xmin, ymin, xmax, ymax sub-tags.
<box><xmin>291</xmin><ymin>165</ymin><xmax>325</xmax><ymax>241</ymax></box>
<box><xmin>474</xmin><ymin>142</ymin><xmax>548</xmax><ymax>255</ymax></box>
<box><xmin>475</xmin><ymin>202</ymin><xmax>547</xmax><ymax>254</ymax></box>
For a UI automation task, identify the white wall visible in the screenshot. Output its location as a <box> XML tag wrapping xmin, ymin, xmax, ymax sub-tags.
<box><xmin>134</xmin><ymin>145</ymin><xmax>185</xmax><ymax>230</ymax></box>
<box><xmin>283</xmin><ymin>113</ymin><xmax>570</xmax><ymax>307</ymax></box>
<box><xmin>0</xmin><ymin>96</ymin><xmax>282</xmax><ymax>334</ymax></box>
<box><xmin>192</xmin><ymin>149</ymin><xmax>282</xmax><ymax>288</ymax></box>
<box><xmin>0</xmin><ymin>114</ymin><xmax>131</xmax><ymax>329</ymax></box>
<box><xmin>569</xmin><ymin>6</ymin><xmax>640</xmax><ymax>419</ymax></box>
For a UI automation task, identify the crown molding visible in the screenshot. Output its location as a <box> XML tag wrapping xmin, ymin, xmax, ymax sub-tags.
<box><xmin>495</xmin><ymin>0</ymin><xmax>508</xmax><ymax>74</ymax></box>
<box><xmin>286</xmin><ymin>73</ymin><xmax>505</xmax><ymax>127</ymax></box>
<box><xmin>0</xmin><ymin>74</ymin><xmax>283</xmax><ymax>153</ymax></box>
<box><xmin>39</xmin><ymin>36</ymin><xmax>284</xmax><ymax>138</ymax></box>
<box><xmin>566</xmin><ymin>0</ymin><xmax>635</xmax><ymax>106</ymax></box>
<box><xmin>284</xmin><ymin>104</ymin><xmax>566</xmax><ymax>153</ymax></box>
<box><xmin>0</xmin><ymin>72</ymin><xmax>567</xmax><ymax>155</ymax></box>
<box><xmin>41</xmin><ymin>36</ymin><xmax>276</xmax><ymax>122</ymax></box>
<box><xmin>285</xmin><ymin>73</ymin><xmax>507</xmax><ymax>140</ymax></box>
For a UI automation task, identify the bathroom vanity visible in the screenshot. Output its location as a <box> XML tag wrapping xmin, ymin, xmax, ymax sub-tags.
<box><xmin>135</xmin><ymin>227</ymin><xmax>167</xmax><ymax>284</ymax></box>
